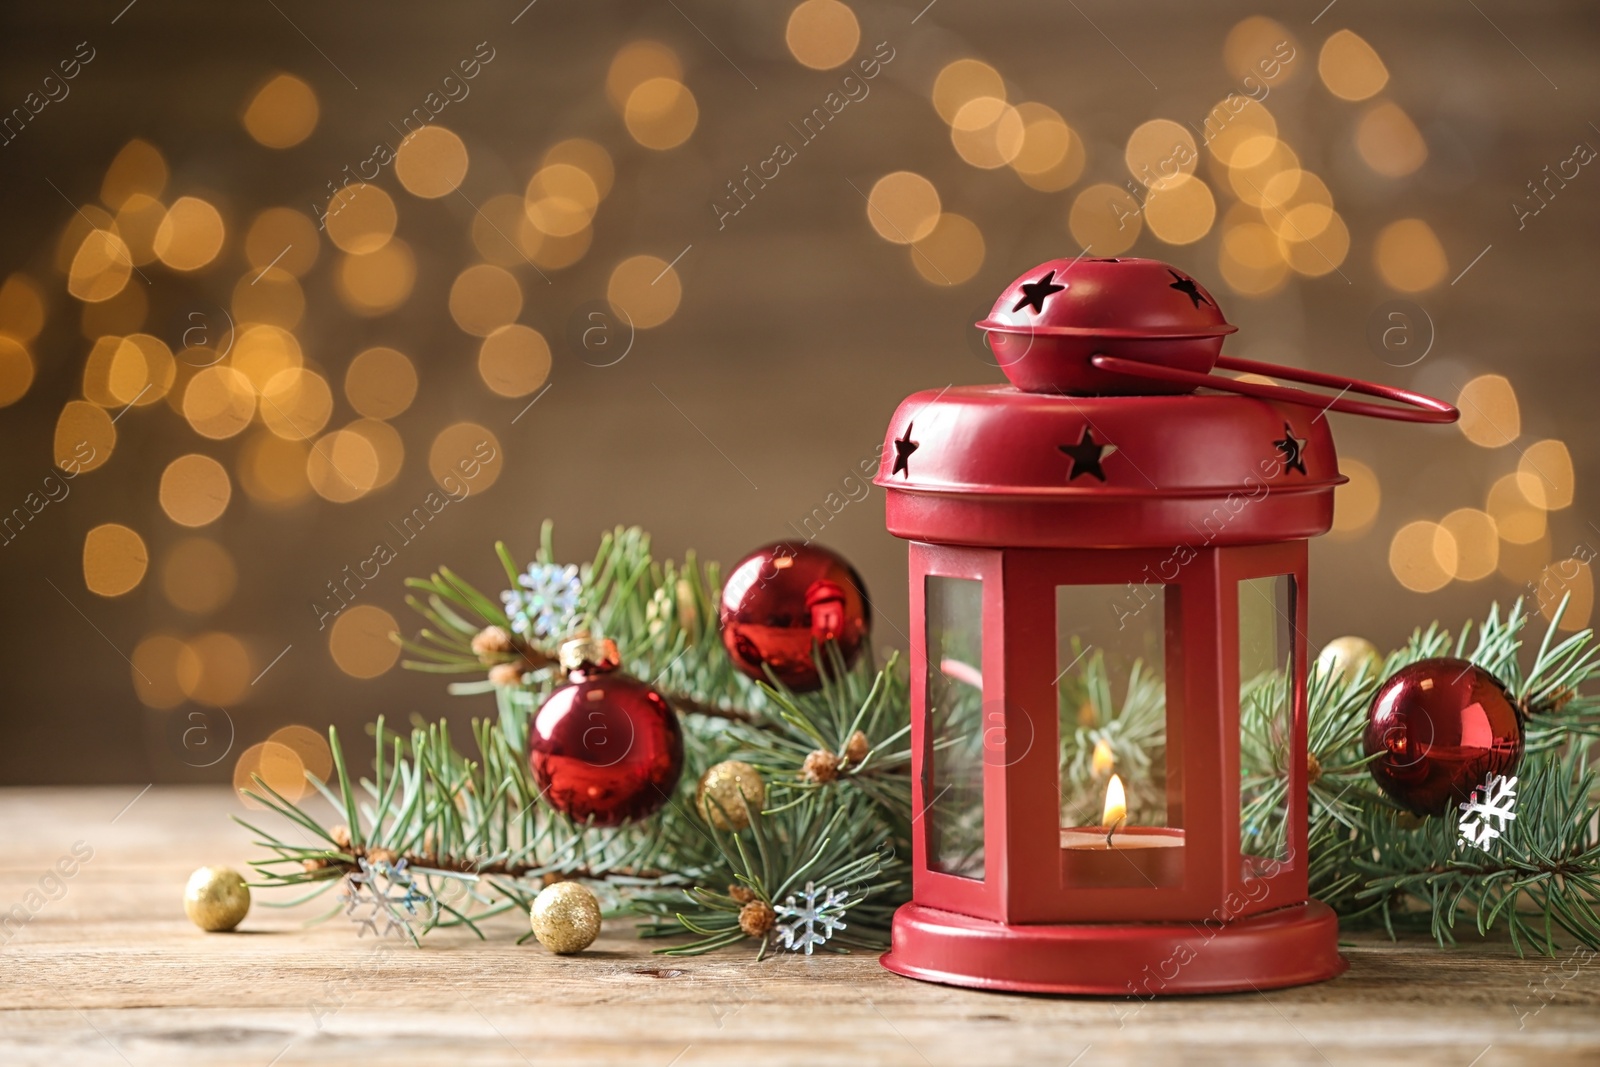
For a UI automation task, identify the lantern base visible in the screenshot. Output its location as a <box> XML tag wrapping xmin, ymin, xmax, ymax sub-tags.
<box><xmin>881</xmin><ymin>899</ymin><xmax>1346</xmax><ymax>996</ymax></box>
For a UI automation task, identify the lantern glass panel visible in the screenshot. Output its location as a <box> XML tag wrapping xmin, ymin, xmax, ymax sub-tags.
<box><xmin>1239</xmin><ymin>574</ymin><xmax>1296</xmax><ymax>871</ymax></box>
<box><xmin>925</xmin><ymin>575</ymin><xmax>985</xmax><ymax>880</ymax></box>
<box><xmin>1056</xmin><ymin>583</ymin><xmax>1182</xmax><ymax>889</ymax></box>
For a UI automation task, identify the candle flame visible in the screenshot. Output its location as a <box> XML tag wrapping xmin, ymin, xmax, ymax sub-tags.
<box><xmin>1101</xmin><ymin>773</ymin><xmax>1127</xmax><ymax>828</ymax></box>
<box><xmin>1090</xmin><ymin>738</ymin><xmax>1115</xmax><ymax>778</ymax></box>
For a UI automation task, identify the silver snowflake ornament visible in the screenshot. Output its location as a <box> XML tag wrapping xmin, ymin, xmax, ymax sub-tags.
<box><xmin>341</xmin><ymin>857</ymin><xmax>434</xmax><ymax>939</ymax></box>
<box><xmin>501</xmin><ymin>562</ymin><xmax>582</xmax><ymax>640</ymax></box>
<box><xmin>1458</xmin><ymin>771</ymin><xmax>1518</xmax><ymax>851</ymax></box>
<box><xmin>774</xmin><ymin>881</ymin><xmax>850</xmax><ymax>955</ymax></box>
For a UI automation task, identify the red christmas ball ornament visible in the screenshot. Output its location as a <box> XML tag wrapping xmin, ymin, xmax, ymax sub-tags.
<box><xmin>528</xmin><ymin>636</ymin><xmax>684</xmax><ymax>826</ymax></box>
<box><xmin>1363</xmin><ymin>657</ymin><xmax>1524</xmax><ymax>816</ymax></box>
<box><xmin>719</xmin><ymin>541</ymin><xmax>871</xmax><ymax>692</ymax></box>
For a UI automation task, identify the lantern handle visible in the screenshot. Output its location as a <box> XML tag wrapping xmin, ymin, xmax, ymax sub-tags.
<box><xmin>1087</xmin><ymin>353</ymin><xmax>1459</xmax><ymax>424</ymax></box>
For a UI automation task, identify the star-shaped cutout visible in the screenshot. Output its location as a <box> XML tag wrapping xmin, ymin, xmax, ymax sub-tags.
<box><xmin>1274</xmin><ymin>422</ymin><xmax>1308</xmax><ymax>476</ymax></box>
<box><xmin>892</xmin><ymin>423</ymin><xmax>919</xmax><ymax>477</ymax></box>
<box><xmin>1059</xmin><ymin>427</ymin><xmax>1117</xmax><ymax>482</ymax></box>
<box><xmin>1168</xmin><ymin>269</ymin><xmax>1211</xmax><ymax>309</ymax></box>
<box><xmin>1012</xmin><ymin>270</ymin><xmax>1066</xmax><ymax>315</ymax></box>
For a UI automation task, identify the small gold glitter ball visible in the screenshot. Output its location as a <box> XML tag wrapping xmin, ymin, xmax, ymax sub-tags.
<box><xmin>183</xmin><ymin>866</ymin><xmax>250</xmax><ymax>932</ymax></box>
<box><xmin>529</xmin><ymin>881</ymin><xmax>601</xmax><ymax>954</ymax></box>
<box><xmin>697</xmin><ymin>759</ymin><xmax>766</xmax><ymax>831</ymax></box>
<box><xmin>1316</xmin><ymin>636</ymin><xmax>1382</xmax><ymax>687</ymax></box>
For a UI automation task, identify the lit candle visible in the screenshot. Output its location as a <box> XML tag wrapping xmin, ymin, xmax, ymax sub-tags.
<box><xmin>1059</xmin><ymin>774</ymin><xmax>1184</xmax><ymax>887</ymax></box>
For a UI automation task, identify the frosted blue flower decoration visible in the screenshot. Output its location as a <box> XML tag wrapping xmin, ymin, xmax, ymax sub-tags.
<box><xmin>501</xmin><ymin>562</ymin><xmax>582</xmax><ymax>640</ymax></box>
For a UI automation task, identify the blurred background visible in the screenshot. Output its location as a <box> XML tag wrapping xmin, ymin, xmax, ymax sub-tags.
<box><xmin>0</xmin><ymin>1</ymin><xmax>1594</xmax><ymax>785</ymax></box>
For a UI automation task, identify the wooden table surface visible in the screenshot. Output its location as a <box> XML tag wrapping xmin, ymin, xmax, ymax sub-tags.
<box><xmin>2</xmin><ymin>787</ymin><xmax>1597</xmax><ymax>1066</ymax></box>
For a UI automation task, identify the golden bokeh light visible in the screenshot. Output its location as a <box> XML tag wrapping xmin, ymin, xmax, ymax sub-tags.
<box><xmin>1203</xmin><ymin>97</ymin><xmax>1278</xmax><ymax>166</ymax></box>
<box><xmin>328</xmin><ymin>604</ymin><xmax>402</xmax><ymax>679</ymax></box>
<box><xmin>1126</xmin><ymin>119</ymin><xmax>1197</xmax><ymax>190</ymax></box>
<box><xmin>81</xmin><ymin>335</ymin><xmax>126</xmax><ymax>407</ymax></box>
<box><xmin>1068</xmin><ymin>183</ymin><xmax>1142</xmax><ymax>257</ymax></box>
<box><xmin>1389</xmin><ymin>520</ymin><xmax>1456</xmax><ymax>593</ymax></box>
<box><xmin>932</xmin><ymin>59</ymin><xmax>1004</xmax><ymax>125</ymax></box>
<box><xmin>866</xmin><ymin>171</ymin><xmax>941</xmax><ymax>244</ymax></box>
<box><xmin>1143</xmin><ymin>175</ymin><xmax>1216</xmax><ymax>245</ymax></box>
<box><xmin>231</xmin><ymin>324</ymin><xmax>303</xmax><ymax>394</ymax></box>
<box><xmin>1218</xmin><ymin>219</ymin><xmax>1289</xmax><ymax>297</ymax></box>
<box><xmin>625</xmin><ymin>77</ymin><xmax>699</xmax><ymax>150</ymax></box>
<box><xmin>239</xmin><ymin>431</ymin><xmax>312</xmax><ymax>507</ymax></box>
<box><xmin>607</xmin><ymin>254</ymin><xmax>683</xmax><ymax>329</ymax></box>
<box><xmin>1456</xmin><ymin>374</ymin><xmax>1519</xmax><ymax>448</ymax></box>
<box><xmin>606</xmin><ymin>40</ymin><xmax>683</xmax><ymax>111</ymax></box>
<box><xmin>395</xmin><ymin>125</ymin><xmax>469</xmax><ymax>198</ymax></box>
<box><xmin>1356</xmin><ymin>101</ymin><xmax>1427</xmax><ymax>178</ymax></box>
<box><xmin>450</xmin><ymin>264</ymin><xmax>524</xmax><ymax>336</ymax></box>
<box><xmin>544</xmin><ymin>138</ymin><xmax>615</xmax><ymax>201</ymax></box>
<box><xmin>260</xmin><ymin>367</ymin><xmax>334</xmax><ymax>441</ymax></box>
<box><xmin>1536</xmin><ymin>559</ymin><xmax>1594</xmax><ymax>632</ymax></box>
<box><xmin>910</xmin><ymin>213</ymin><xmax>985</xmax><ymax>286</ymax></box>
<box><xmin>1227</xmin><ymin>137</ymin><xmax>1301</xmax><ymax>207</ymax></box>
<box><xmin>1516</xmin><ymin>439</ymin><xmax>1575</xmax><ymax>510</ymax></box>
<box><xmin>1319</xmin><ymin>29</ymin><xmax>1389</xmax><ymax>101</ymax></box>
<box><xmin>324</xmin><ymin>183</ymin><xmax>397</xmax><ymax>254</ymax></box>
<box><xmin>1278</xmin><ymin>211</ymin><xmax>1350</xmax><ymax>277</ymax></box>
<box><xmin>114</xmin><ymin>193</ymin><xmax>166</xmax><ymax>265</ymax></box>
<box><xmin>104</xmin><ymin>334</ymin><xmax>176</xmax><ymax>407</ymax></box>
<box><xmin>153</xmin><ymin>197</ymin><xmax>226</xmax><ymax>271</ymax></box>
<box><xmin>1486</xmin><ymin>472</ymin><xmax>1546</xmax><ymax>544</ymax></box>
<box><xmin>55</xmin><ymin>401</ymin><xmax>114</xmax><ymax>472</ymax></box>
<box><xmin>268</xmin><ymin>725</ymin><xmax>334</xmax><ymax>784</ymax></box>
<box><xmin>1332</xmin><ymin>458</ymin><xmax>1381</xmax><ymax>535</ymax></box>
<box><xmin>161</xmin><ymin>453</ymin><xmax>233</xmax><ymax>527</ymax></box>
<box><xmin>1440</xmin><ymin>508</ymin><xmax>1500</xmax><ymax>582</ymax></box>
<box><xmin>1375</xmin><ymin>218</ymin><xmax>1448</xmax><ymax>292</ymax></box>
<box><xmin>67</xmin><ymin>229</ymin><xmax>133</xmax><ymax>303</ymax></box>
<box><xmin>525</xmin><ymin>163</ymin><xmax>600</xmax><ymax>237</ymax></box>
<box><xmin>161</xmin><ymin>536</ymin><xmax>237</xmax><ymax>615</ymax></box>
<box><xmin>178</xmin><ymin>631</ymin><xmax>252</xmax><ymax>705</ymax></box>
<box><xmin>101</xmin><ymin>139</ymin><xmax>168</xmax><ymax>210</ymax></box>
<box><xmin>786</xmin><ymin>0</ymin><xmax>860</xmax><ymax>69</ymax></box>
<box><xmin>529</xmin><ymin>227</ymin><xmax>593</xmax><ymax>271</ymax></box>
<box><xmin>244</xmin><ymin>207</ymin><xmax>320</xmax><ymax>278</ymax></box>
<box><xmin>0</xmin><ymin>336</ymin><xmax>34</xmax><ymax>408</ymax></box>
<box><xmin>232</xmin><ymin>268</ymin><xmax>305</xmax><ymax>329</ymax></box>
<box><xmin>344</xmin><ymin>346</ymin><xmax>417</xmax><ymax>419</ymax></box>
<box><xmin>0</xmin><ymin>273</ymin><xmax>45</xmax><ymax>342</ymax></box>
<box><xmin>182</xmin><ymin>365</ymin><xmax>257</xmax><ymax>439</ymax></box>
<box><xmin>470</xmin><ymin>193</ymin><xmax>538</xmax><ymax>268</ymax></box>
<box><xmin>1224</xmin><ymin>17</ymin><xmax>1299</xmax><ymax>86</ymax></box>
<box><xmin>1498</xmin><ymin>533</ymin><xmax>1552</xmax><ymax>585</ymax></box>
<box><xmin>428</xmin><ymin>422</ymin><xmax>502</xmax><ymax>492</ymax></box>
<box><xmin>242</xmin><ymin>74</ymin><xmax>319</xmax><ymax>148</ymax></box>
<box><xmin>477</xmin><ymin>324</ymin><xmax>552</xmax><ymax>398</ymax></box>
<box><xmin>132</xmin><ymin>633</ymin><xmax>188</xmax><ymax>709</ymax></box>
<box><xmin>57</xmin><ymin>205</ymin><xmax>116</xmax><ymax>273</ymax></box>
<box><xmin>307</xmin><ymin>428</ymin><xmax>381</xmax><ymax>503</ymax></box>
<box><xmin>336</xmin><ymin>240</ymin><xmax>416</xmax><ymax>316</ymax></box>
<box><xmin>347</xmin><ymin>418</ymin><xmax>404</xmax><ymax>490</ymax></box>
<box><xmin>1010</xmin><ymin>103</ymin><xmax>1085</xmax><ymax>192</ymax></box>
<box><xmin>83</xmin><ymin>523</ymin><xmax>148</xmax><ymax>597</ymax></box>
<box><xmin>951</xmin><ymin>97</ymin><xmax>1026</xmax><ymax>170</ymax></box>
<box><xmin>235</xmin><ymin>741</ymin><xmax>308</xmax><ymax>807</ymax></box>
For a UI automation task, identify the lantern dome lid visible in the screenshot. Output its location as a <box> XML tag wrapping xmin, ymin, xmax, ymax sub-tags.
<box><xmin>874</xmin><ymin>386</ymin><xmax>1341</xmax><ymax>548</ymax></box>
<box><xmin>978</xmin><ymin>256</ymin><xmax>1236</xmax><ymax>342</ymax></box>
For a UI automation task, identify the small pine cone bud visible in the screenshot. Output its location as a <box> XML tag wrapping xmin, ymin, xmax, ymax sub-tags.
<box><xmin>472</xmin><ymin>626</ymin><xmax>516</xmax><ymax>659</ymax></box>
<box><xmin>366</xmin><ymin>847</ymin><xmax>398</xmax><ymax>867</ymax></box>
<box><xmin>728</xmin><ymin>884</ymin><xmax>756</xmax><ymax>904</ymax></box>
<box><xmin>802</xmin><ymin>749</ymin><xmax>840</xmax><ymax>784</ymax></box>
<box><xmin>738</xmin><ymin>900</ymin><xmax>776</xmax><ymax>938</ymax></box>
<box><xmin>330</xmin><ymin>824</ymin><xmax>352</xmax><ymax>849</ymax></box>
<box><xmin>488</xmin><ymin>662</ymin><xmax>525</xmax><ymax>687</ymax></box>
<box><xmin>844</xmin><ymin>731</ymin><xmax>869</xmax><ymax>765</ymax></box>
<box><xmin>302</xmin><ymin>857</ymin><xmax>330</xmax><ymax>872</ymax></box>
<box><xmin>1305</xmin><ymin>752</ymin><xmax>1323</xmax><ymax>787</ymax></box>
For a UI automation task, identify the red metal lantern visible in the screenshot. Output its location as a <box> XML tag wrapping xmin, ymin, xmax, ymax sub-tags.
<box><xmin>875</xmin><ymin>257</ymin><xmax>1456</xmax><ymax>996</ymax></box>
